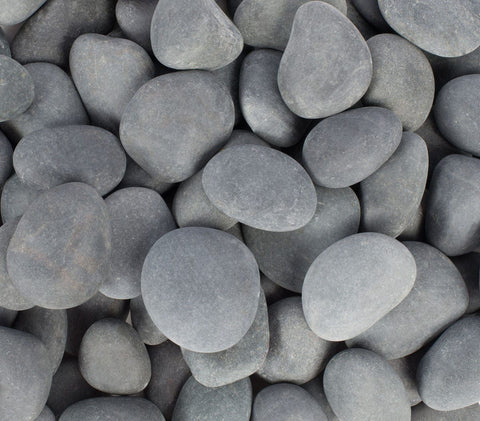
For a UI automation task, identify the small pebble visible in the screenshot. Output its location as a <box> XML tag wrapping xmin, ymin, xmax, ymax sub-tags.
<box><xmin>119</xmin><ymin>157</ymin><xmax>173</xmax><ymax>194</ymax></box>
<box><xmin>302</xmin><ymin>376</ymin><xmax>339</xmax><ymax>421</ymax></box>
<box><xmin>0</xmin><ymin>27</ymin><xmax>11</xmax><ymax>56</ymax></box>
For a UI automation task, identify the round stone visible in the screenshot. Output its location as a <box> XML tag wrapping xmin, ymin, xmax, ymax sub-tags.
<box><xmin>142</xmin><ymin>227</ymin><xmax>260</xmax><ymax>352</ymax></box>
<box><xmin>119</xmin><ymin>157</ymin><xmax>173</xmax><ymax>194</ymax></box>
<box><xmin>0</xmin><ymin>0</ymin><xmax>47</xmax><ymax>25</ymax></box>
<box><xmin>130</xmin><ymin>295</ymin><xmax>167</xmax><ymax>346</ymax></box>
<box><xmin>452</xmin><ymin>253</ymin><xmax>480</xmax><ymax>313</ymax></box>
<box><xmin>1</xmin><ymin>174</ymin><xmax>41</xmax><ymax>223</ymax></box>
<box><xmin>0</xmin><ymin>130</ymin><xmax>12</xmax><ymax>186</ymax></box>
<box><xmin>351</xmin><ymin>0</ymin><xmax>389</xmax><ymax>30</ymax></box>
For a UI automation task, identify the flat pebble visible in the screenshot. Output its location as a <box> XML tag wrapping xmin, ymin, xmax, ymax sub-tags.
<box><xmin>0</xmin><ymin>0</ymin><xmax>47</xmax><ymax>25</ymax></box>
<box><xmin>35</xmin><ymin>406</ymin><xmax>55</xmax><ymax>421</ymax></box>
<box><xmin>119</xmin><ymin>157</ymin><xmax>173</xmax><ymax>194</ymax></box>
<box><xmin>350</xmin><ymin>0</ymin><xmax>389</xmax><ymax>30</ymax></box>
<box><xmin>130</xmin><ymin>295</ymin><xmax>167</xmax><ymax>346</ymax></box>
<box><xmin>452</xmin><ymin>253</ymin><xmax>480</xmax><ymax>313</ymax></box>
<box><xmin>0</xmin><ymin>130</ymin><xmax>12</xmax><ymax>185</ymax></box>
<box><xmin>388</xmin><ymin>357</ymin><xmax>421</xmax><ymax>406</ymax></box>
<box><xmin>412</xmin><ymin>402</ymin><xmax>480</xmax><ymax>421</ymax></box>
<box><xmin>1</xmin><ymin>174</ymin><xmax>41</xmax><ymax>222</ymax></box>
<box><xmin>0</xmin><ymin>306</ymin><xmax>17</xmax><ymax>326</ymax></box>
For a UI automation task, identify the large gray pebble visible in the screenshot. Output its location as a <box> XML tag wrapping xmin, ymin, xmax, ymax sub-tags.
<box><xmin>412</xmin><ymin>402</ymin><xmax>480</xmax><ymax>420</ymax></box>
<box><xmin>102</xmin><ymin>187</ymin><xmax>176</xmax><ymax>299</ymax></box>
<box><xmin>452</xmin><ymin>253</ymin><xmax>480</xmax><ymax>313</ymax></box>
<box><xmin>120</xmin><ymin>70</ymin><xmax>234</xmax><ymax>183</ymax></box>
<box><xmin>324</xmin><ymin>348</ymin><xmax>411</xmax><ymax>421</ymax></box>
<box><xmin>130</xmin><ymin>295</ymin><xmax>167</xmax><ymax>346</ymax></box>
<box><xmin>70</xmin><ymin>34</ymin><xmax>155</xmax><ymax>133</ymax></box>
<box><xmin>1</xmin><ymin>174</ymin><xmax>41</xmax><ymax>222</ymax></box>
<box><xmin>0</xmin><ymin>0</ymin><xmax>47</xmax><ymax>25</ymax></box>
<box><xmin>0</xmin><ymin>130</ymin><xmax>12</xmax><ymax>185</ymax></box>
<box><xmin>388</xmin><ymin>358</ymin><xmax>421</xmax><ymax>406</ymax></box>
<box><xmin>303</xmin><ymin>233</ymin><xmax>416</xmax><ymax>341</ymax></box>
<box><xmin>378</xmin><ymin>0</ymin><xmax>480</xmax><ymax>57</ymax></box>
<box><xmin>36</xmin><ymin>406</ymin><xmax>55</xmax><ymax>421</ymax></box>
<box><xmin>7</xmin><ymin>183</ymin><xmax>111</xmax><ymax>309</ymax></box>
<box><xmin>278</xmin><ymin>2</ymin><xmax>372</xmax><ymax>119</ymax></box>
<box><xmin>14</xmin><ymin>125</ymin><xmax>126</xmax><ymax>195</ymax></box>
<box><xmin>0</xmin><ymin>306</ymin><xmax>17</xmax><ymax>326</ymax></box>
<box><xmin>172</xmin><ymin>376</ymin><xmax>252</xmax><ymax>421</ymax></box>
<box><xmin>142</xmin><ymin>227</ymin><xmax>260</xmax><ymax>353</ymax></box>
<box><xmin>203</xmin><ymin>145</ymin><xmax>316</xmax><ymax>232</ymax></box>
<box><xmin>350</xmin><ymin>0</ymin><xmax>389</xmax><ymax>30</ymax></box>
<box><xmin>417</xmin><ymin>315</ymin><xmax>480</xmax><ymax>410</ymax></box>
<box><xmin>244</xmin><ymin>186</ymin><xmax>360</xmax><ymax>292</ymax></box>
<box><xmin>302</xmin><ymin>107</ymin><xmax>402</xmax><ymax>188</ymax></box>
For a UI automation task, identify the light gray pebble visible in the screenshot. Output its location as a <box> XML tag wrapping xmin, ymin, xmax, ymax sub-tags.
<box><xmin>412</xmin><ymin>402</ymin><xmax>480</xmax><ymax>421</ymax></box>
<box><xmin>0</xmin><ymin>0</ymin><xmax>47</xmax><ymax>25</ymax></box>
<box><xmin>130</xmin><ymin>295</ymin><xmax>167</xmax><ymax>346</ymax></box>
<box><xmin>452</xmin><ymin>253</ymin><xmax>480</xmax><ymax>313</ymax></box>
<box><xmin>224</xmin><ymin>130</ymin><xmax>269</xmax><ymax>148</ymax></box>
<box><xmin>388</xmin><ymin>357</ymin><xmax>421</xmax><ymax>406</ymax></box>
<box><xmin>1</xmin><ymin>174</ymin><xmax>41</xmax><ymax>223</ymax></box>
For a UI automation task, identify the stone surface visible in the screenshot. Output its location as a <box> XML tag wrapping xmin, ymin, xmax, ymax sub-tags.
<box><xmin>351</xmin><ymin>0</ymin><xmax>389</xmax><ymax>30</ymax></box>
<box><xmin>324</xmin><ymin>348</ymin><xmax>411</xmax><ymax>421</ymax></box>
<box><xmin>0</xmin><ymin>174</ymin><xmax>41</xmax><ymax>223</ymax></box>
<box><xmin>0</xmin><ymin>306</ymin><xmax>17</xmax><ymax>326</ymax></box>
<box><xmin>7</xmin><ymin>183</ymin><xmax>111</xmax><ymax>309</ymax></box>
<box><xmin>130</xmin><ymin>295</ymin><xmax>167</xmax><ymax>346</ymax></box>
<box><xmin>412</xmin><ymin>402</ymin><xmax>480</xmax><ymax>420</ymax></box>
<box><xmin>278</xmin><ymin>2</ymin><xmax>372</xmax><ymax>119</ymax></box>
<box><xmin>0</xmin><ymin>130</ymin><xmax>12</xmax><ymax>186</ymax></box>
<box><xmin>119</xmin><ymin>157</ymin><xmax>173</xmax><ymax>194</ymax></box>
<box><xmin>388</xmin><ymin>358</ymin><xmax>421</xmax><ymax>406</ymax></box>
<box><xmin>36</xmin><ymin>406</ymin><xmax>55</xmax><ymax>421</ymax></box>
<box><xmin>452</xmin><ymin>253</ymin><xmax>480</xmax><ymax>313</ymax></box>
<box><xmin>303</xmin><ymin>233</ymin><xmax>417</xmax><ymax>341</ymax></box>
<box><xmin>120</xmin><ymin>70</ymin><xmax>234</xmax><ymax>183</ymax></box>
<box><xmin>0</xmin><ymin>0</ymin><xmax>47</xmax><ymax>25</ymax></box>
<box><xmin>302</xmin><ymin>107</ymin><xmax>402</xmax><ymax>188</ymax></box>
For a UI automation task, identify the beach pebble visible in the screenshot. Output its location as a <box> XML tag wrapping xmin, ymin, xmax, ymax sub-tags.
<box><xmin>1</xmin><ymin>174</ymin><xmax>41</xmax><ymax>223</ymax></box>
<box><xmin>130</xmin><ymin>296</ymin><xmax>167</xmax><ymax>346</ymax></box>
<box><xmin>452</xmin><ymin>253</ymin><xmax>480</xmax><ymax>313</ymax></box>
<box><xmin>35</xmin><ymin>406</ymin><xmax>55</xmax><ymax>421</ymax></box>
<box><xmin>0</xmin><ymin>0</ymin><xmax>47</xmax><ymax>25</ymax></box>
<box><xmin>350</xmin><ymin>0</ymin><xmax>389</xmax><ymax>30</ymax></box>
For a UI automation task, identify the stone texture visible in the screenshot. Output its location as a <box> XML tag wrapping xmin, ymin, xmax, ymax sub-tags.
<box><xmin>1</xmin><ymin>174</ymin><xmax>41</xmax><ymax>223</ymax></box>
<box><xmin>388</xmin><ymin>358</ymin><xmax>421</xmax><ymax>406</ymax></box>
<box><xmin>452</xmin><ymin>253</ymin><xmax>480</xmax><ymax>313</ymax></box>
<box><xmin>130</xmin><ymin>295</ymin><xmax>167</xmax><ymax>346</ymax></box>
<box><xmin>0</xmin><ymin>0</ymin><xmax>47</xmax><ymax>25</ymax></box>
<box><xmin>412</xmin><ymin>403</ymin><xmax>480</xmax><ymax>420</ymax></box>
<box><xmin>0</xmin><ymin>130</ymin><xmax>12</xmax><ymax>186</ymax></box>
<box><xmin>351</xmin><ymin>0</ymin><xmax>389</xmax><ymax>30</ymax></box>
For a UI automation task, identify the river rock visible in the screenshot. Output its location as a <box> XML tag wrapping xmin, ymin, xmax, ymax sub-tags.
<box><xmin>0</xmin><ymin>0</ymin><xmax>47</xmax><ymax>25</ymax></box>
<box><xmin>345</xmin><ymin>0</ymin><xmax>377</xmax><ymax>40</ymax></box>
<box><xmin>1</xmin><ymin>174</ymin><xmax>41</xmax><ymax>222</ymax></box>
<box><xmin>130</xmin><ymin>296</ymin><xmax>167</xmax><ymax>346</ymax></box>
<box><xmin>351</xmin><ymin>0</ymin><xmax>389</xmax><ymax>30</ymax></box>
<box><xmin>452</xmin><ymin>253</ymin><xmax>480</xmax><ymax>313</ymax></box>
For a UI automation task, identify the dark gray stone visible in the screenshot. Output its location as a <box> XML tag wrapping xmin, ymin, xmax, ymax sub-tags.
<box><xmin>324</xmin><ymin>349</ymin><xmax>411</xmax><ymax>421</ymax></box>
<box><xmin>0</xmin><ymin>27</ymin><xmax>10</xmax><ymax>56</ymax></box>
<box><xmin>0</xmin><ymin>0</ymin><xmax>47</xmax><ymax>25</ymax></box>
<box><xmin>11</xmin><ymin>0</ymin><xmax>116</xmax><ymax>68</ymax></box>
<box><xmin>151</xmin><ymin>0</ymin><xmax>243</xmax><ymax>70</ymax></box>
<box><xmin>278</xmin><ymin>2</ymin><xmax>372</xmax><ymax>118</ymax></box>
<box><xmin>378</xmin><ymin>0</ymin><xmax>480</xmax><ymax>57</ymax></box>
<box><xmin>35</xmin><ymin>406</ymin><xmax>55</xmax><ymax>421</ymax></box>
<box><xmin>119</xmin><ymin>157</ymin><xmax>173</xmax><ymax>194</ymax></box>
<box><xmin>79</xmin><ymin>318</ymin><xmax>151</xmax><ymax>394</ymax></box>
<box><xmin>388</xmin><ymin>358</ymin><xmax>421</xmax><ymax>407</ymax></box>
<box><xmin>0</xmin><ymin>62</ymin><xmax>89</xmax><ymax>144</ymax></box>
<box><xmin>224</xmin><ymin>130</ymin><xmax>269</xmax><ymax>148</ymax></box>
<box><xmin>225</xmin><ymin>222</ymin><xmax>243</xmax><ymax>242</ymax></box>
<box><xmin>417</xmin><ymin>315</ymin><xmax>480</xmax><ymax>411</ymax></box>
<box><xmin>1</xmin><ymin>174</ymin><xmax>41</xmax><ymax>223</ymax></box>
<box><xmin>345</xmin><ymin>0</ymin><xmax>377</xmax><ymax>40</ymax></box>
<box><xmin>70</xmin><ymin>34</ymin><xmax>155</xmax><ymax>133</ymax></box>
<box><xmin>0</xmin><ymin>130</ymin><xmax>12</xmax><ymax>185</ymax></box>
<box><xmin>102</xmin><ymin>187</ymin><xmax>176</xmax><ymax>299</ymax></box>
<box><xmin>203</xmin><ymin>145</ymin><xmax>317</xmax><ymax>232</ymax></box>
<box><xmin>120</xmin><ymin>70</ymin><xmax>234</xmax><ymax>183</ymax></box>
<box><xmin>260</xmin><ymin>274</ymin><xmax>295</xmax><ymax>305</ymax></box>
<box><xmin>302</xmin><ymin>376</ymin><xmax>339</xmax><ymax>421</ymax></box>
<box><xmin>130</xmin><ymin>295</ymin><xmax>167</xmax><ymax>346</ymax></box>
<box><xmin>13</xmin><ymin>125</ymin><xmax>126</xmax><ymax>195</ymax></box>
<box><xmin>7</xmin><ymin>183</ymin><xmax>111</xmax><ymax>309</ymax></box>
<box><xmin>172</xmin><ymin>376</ymin><xmax>252</xmax><ymax>421</ymax></box>
<box><xmin>302</xmin><ymin>107</ymin><xmax>402</xmax><ymax>188</ymax></box>
<box><xmin>452</xmin><ymin>253</ymin><xmax>480</xmax><ymax>313</ymax></box>
<box><xmin>142</xmin><ymin>227</ymin><xmax>260</xmax><ymax>353</ymax></box>
<box><xmin>351</xmin><ymin>0</ymin><xmax>389</xmax><ymax>30</ymax></box>
<box><xmin>398</xmin><ymin>199</ymin><xmax>426</xmax><ymax>242</ymax></box>
<box><xmin>244</xmin><ymin>186</ymin><xmax>360</xmax><ymax>292</ymax></box>
<box><xmin>412</xmin><ymin>402</ymin><xmax>480</xmax><ymax>420</ymax></box>
<box><xmin>303</xmin><ymin>233</ymin><xmax>416</xmax><ymax>341</ymax></box>
<box><xmin>0</xmin><ymin>306</ymin><xmax>17</xmax><ymax>326</ymax></box>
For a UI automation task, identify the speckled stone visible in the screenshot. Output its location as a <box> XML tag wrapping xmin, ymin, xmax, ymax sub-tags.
<box><xmin>351</xmin><ymin>0</ymin><xmax>389</xmax><ymax>30</ymax></box>
<box><xmin>130</xmin><ymin>295</ymin><xmax>167</xmax><ymax>346</ymax></box>
<box><xmin>0</xmin><ymin>28</ymin><xmax>10</xmax><ymax>56</ymax></box>
<box><xmin>278</xmin><ymin>2</ymin><xmax>372</xmax><ymax>119</ymax></box>
<box><xmin>0</xmin><ymin>0</ymin><xmax>47</xmax><ymax>25</ymax></box>
<box><xmin>303</xmin><ymin>233</ymin><xmax>417</xmax><ymax>341</ymax></box>
<box><xmin>452</xmin><ymin>253</ymin><xmax>480</xmax><ymax>313</ymax></box>
<box><xmin>0</xmin><ymin>130</ymin><xmax>12</xmax><ymax>186</ymax></box>
<box><xmin>388</xmin><ymin>358</ymin><xmax>421</xmax><ymax>406</ymax></box>
<box><xmin>0</xmin><ymin>174</ymin><xmax>41</xmax><ymax>223</ymax></box>
<box><xmin>172</xmin><ymin>376</ymin><xmax>252</xmax><ymax>421</ymax></box>
<box><xmin>302</xmin><ymin>376</ymin><xmax>339</xmax><ymax>421</ymax></box>
<box><xmin>35</xmin><ymin>406</ymin><xmax>55</xmax><ymax>421</ymax></box>
<box><xmin>120</xmin><ymin>70</ymin><xmax>234</xmax><ymax>183</ymax></box>
<box><xmin>7</xmin><ymin>183</ymin><xmax>111</xmax><ymax>309</ymax></box>
<box><xmin>0</xmin><ymin>306</ymin><xmax>17</xmax><ymax>326</ymax></box>
<box><xmin>324</xmin><ymin>349</ymin><xmax>411</xmax><ymax>421</ymax></box>
<box><xmin>412</xmin><ymin>402</ymin><xmax>480</xmax><ymax>420</ymax></box>
<box><xmin>302</xmin><ymin>107</ymin><xmax>402</xmax><ymax>188</ymax></box>
<box><xmin>119</xmin><ymin>157</ymin><xmax>173</xmax><ymax>194</ymax></box>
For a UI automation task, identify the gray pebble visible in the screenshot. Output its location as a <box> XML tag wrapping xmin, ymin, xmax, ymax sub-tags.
<box><xmin>0</xmin><ymin>0</ymin><xmax>47</xmax><ymax>25</ymax></box>
<box><xmin>130</xmin><ymin>295</ymin><xmax>167</xmax><ymax>346</ymax></box>
<box><xmin>0</xmin><ymin>130</ymin><xmax>12</xmax><ymax>185</ymax></box>
<box><xmin>452</xmin><ymin>253</ymin><xmax>480</xmax><ymax>313</ymax></box>
<box><xmin>120</xmin><ymin>70</ymin><xmax>234</xmax><ymax>183</ymax></box>
<box><xmin>260</xmin><ymin>274</ymin><xmax>295</xmax><ymax>305</ymax></box>
<box><xmin>1</xmin><ymin>174</ymin><xmax>41</xmax><ymax>222</ymax></box>
<box><xmin>412</xmin><ymin>402</ymin><xmax>480</xmax><ymax>421</ymax></box>
<box><xmin>0</xmin><ymin>27</ymin><xmax>11</xmax><ymax>56</ymax></box>
<box><xmin>244</xmin><ymin>186</ymin><xmax>360</xmax><ymax>292</ymax></box>
<box><xmin>302</xmin><ymin>376</ymin><xmax>339</xmax><ymax>421</ymax></box>
<box><xmin>119</xmin><ymin>157</ymin><xmax>174</xmax><ymax>194</ymax></box>
<box><xmin>302</xmin><ymin>107</ymin><xmax>402</xmax><ymax>188</ymax></box>
<box><xmin>278</xmin><ymin>2</ymin><xmax>372</xmax><ymax>119</ymax></box>
<box><xmin>13</xmin><ymin>125</ymin><xmax>126</xmax><ymax>195</ymax></box>
<box><xmin>79</xmin><ymin>318</ymin><xmax>151</xmax><ymax>394</ymax></box>
<box><xmin>388</xmin><ymin>357</ymin><xmax>421</xmax><ymax>406</ymax></box>
<box><xmin>303</xmin><ymin>233</ymin><xmax>417</xmax><ymax>341</ymax></box>
<box><xmin>351</xmin><ymin>0</ymin><xmax>389</xmax><ymax>30</ymax></box>
<box><xmin>35</xmin><ymin>406</ymin><xmax>55</xmax><ymax>421</ymax></box>
<box><xmin>7</xmin><ymin>183</ymin><xmax>111</xmax><ymax>309</ymax></box>
<box><xmin>0</xmin><ymin>305</ymin><xmax>17</xmax><ymax>326</ymax></box>
<box><xmin>324</xmin><ymin>348</ymin><xmax>411</xmax><ymax>421</ymax></box>
<box><xmin>142</xmin><ymin>227</ymin><xmax>260</xmax><ymax>353</ymax></box>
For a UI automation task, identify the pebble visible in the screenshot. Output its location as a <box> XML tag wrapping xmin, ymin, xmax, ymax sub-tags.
<box><xmin>0</xmin><ymin>174</ymin><xmax>41</xmax><ymax>222</ymax></box>
<box><xmin>78</xmin><ymin>318</ymin><xmax>151</xmax><ymax>394</ymax></box>
<box><xmin>388</xmin><ymin>357</ymin><xmax>422</xmax><ymax>406</ymax></box>
<box><xmin>36</xmin><ymin>406</ymin><xmax>55</xmax><ymax>421</ymax></box>
<box><xmin>0</xmin><ymin>305</ymin><xmax>17</xmax><ymax>326</ymax></box>
<box><xmin>451</xmin><ymin>253</ymin><xmax>480</xmax><ymax>313</ymax></box>
<box><xmin>0</xmin><ymin>130</ymin><xmax>12</xmax><ymax>185</ymax></box>
<box><xmin>278</xmin><ymin>2</ymin><xmax>372</xmax><ymax>119</ymax></box>
<box><xmin>350</xmin><ymin>0</ymin><xmax>389</xmax><ymax>30</ymax></box>
<box><xmin>302</xmin><ymin>233</ymin><xmax>417</xmax><ymax>341</ymax></box>
<box><xmin>302</xmin><ymin>107</ymin><xmax>402</xmax><ymax>188</ymax></box>
<box><xmin>120</xmin><ymin>70</ymin><xmax>234</xmax><ymax>183</ymax></box>
<box><xmin>130</xmin><ymin>295</ymin><xmax>167</xmax><ymax>346</ymax></box>
<box><xmin>119</xmin><ymin>157</ymin><xmax>173</xmax><ymax>194</ymax></box>
<box><xmin>142</xmin><ymin>227</ymin><xmax>260</xmax><ymax>353</ymax></box>
<box><xmin>0</xmin><ymin>0</ymin><xmax>47</xmax><ymax>25</ymax></box>
<box><xmin>412</xmin><ymin>402</ymin><xmax>480</xmax><ymax>421</ymax></box>
<box><xmin>7</xmin><ymin>183</ymin><xmax>111</xmax><ymax>309</ymax></box>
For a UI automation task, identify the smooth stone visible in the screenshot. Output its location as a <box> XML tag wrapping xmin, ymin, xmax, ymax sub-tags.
<box><xmin>59</xmin><ymin>397</ymin><xmax>165</xmax><ymax>421</ymax></box>
<box><xmin>146</xmin><ymin>341</ymin><xmax>191</xmax><ymax>420</ymax></box>
<box><xmin>0</xmin><ymin>0</ymin><xmax>47</xmax><ymax>25</ymax></box>
<box><xmin>324</xmin><ymin>348</ymin><xmax>411</xmax><ymax>421</ymax></box>
<box><xmin>425</xmin><ymin>154</ymin><xmax>480</xmax><ymax>256</ymax></box>
<box><xmin>182</xmin><ymin>290</ymin><xmax>269</xmax><ymax>388</ymax></box>
<box><xmin>434</xmin><ymin>74</ymin><xmax>480</xmax><ymax>156</ymax></box>
<box><xmin>0</xmin><ymin>130</ymin><xmax>12</xmax><ymax>185</ymax></box>
<box><xmin>302</xmin><ymin>107</ymin><xmax>402</xmax><ymax>188</ymax></box>
<box><xmin>79</xmin><ymin>318</ymin><xmax>151</xmax><ymax>394</ymax></box>
<box><xmin>258</xmin><ymin>296</ymin><xmax>337</xmax><ymax>384</ymax></box>
<box><xmin>0</xmin><ymin>327</ymin><xmax>52</xmax><ymax>421</ymax></box>
<box><xmin>260</xmin><ymin>274</ymin><xmax>294</xmax><ymax>305</ymax></box>
<box><xmin>102</xmin><ymin>187</ymin><xmax>176</xmax><ymax>299</ymax></box>
<box><xmin>244</xmin><ymin>186</ymin><xmax>360</xmax><ymax>292</ymax></box>
<box><xmin>130</xmin><ymin>295</ymin><xmax>167</xmax><ymax>346</ymax></box>
<box><xmin>0</xmin><ymin>306</ymin><xmax>17</xmax><ymax>326</ymax></box>
<box><xmin>360</xmin><ymin>132</ymin><xmax>428</xmax><ymax>237</ymax></box>
<box><xmin>119</xmin><ymin>157</ymin><xmax>173</xmax><ymax>194</ymax></box>
<box><xmin>203</xmin><ymin>145</ymin><xmax>317</xmax><ymax>232</ymax></box>
<box><xmin>0</xmin><ymin>55</ymin><xmax>34</xmax><ymax>122</ymax></box>
<box><xmin>234</xmin><ymin>0</ymin><xmax>347</xmax><ymax>50</ymax></box>
<box><xmin>417</xmin><ymin>315</ymin><xmax>480</xmax><ymax>410</ymax></box>
<box><xmin>351</xmin><ymin>0</ymin><xmax>389</xmax><ymax>30</ymax></box>
<box><xmin>11</xmin><ymin>0</ymin><xmax>116</xmax><ymax>68</ymax></box>
<box><xmin>253</xmin><ymin>383</ymin><xmax>327</xmax><ymax>421</ymax></box>
<box><xmin>378</xmin><ymin>0</ymin><xmax>480</xmax><ymax>57</ymax></box>
<box><xmin>142</xmin><ymin>227</ymin><xmax>260</xmax><ymax>353</ymax></box>
<box><xmin>14</xmin><ymin>306</ymin><xmax>68</xmax><ymax>373</ymax></box>
<box><xmin>364</xmin><ymin>34</ymin><xmax>434</xmax><ymax>131</ymax></box>
<box><xmin>151</xmin><ymin>0</ymin><xmax>243</xmax><ymax>70</ymax></box>
<box><xmin>278</xmin><ymin>2</ymin><xmax>372</xmax><ymax>119</ymax></box>
<box><xmin>345</xmin><ymin>0</ymin><xmax>377</xmax><ymax>40</ymax></box>
<box><xmin>0</xmin><ymin>27</ymin><xmax>10</xmax><ymax>56</ymax></box>
<box><xmin>239</xmin><ymin>49</ymin><xmax>308</xmax><ymax>147</ymax></box>
<box><xmin>35</xmin><ymin>406</ymin><xmax>55</xmax><ymax>421</ymax></box>
<box><xmin>1</xmin><ymin>174</ymin><xmax>41</xmax><ymax>222</ymax></box>
<box><xmin>70</xmin><ymin>34</ymin><xmax>155</xmax><ymax>133</ymax></box>
<box><xmin>7</xmin><ymin>183</ymin><xmax>111</xmax><ymax>309</ymax></box>
<box><xmin>303</xmin><ymin>232</ymin><xmax>417</xmax><ymax>341</ymax></box>
<box><xmin>120</xmin><ymin>70</ymin><xmax>234</xmax><ymax>183</ymax></box>
<box><xmin>172</xmin><ymin>376</ymin><xmax>252</xmax><ymax>421</ymax></box>
<box><xmin>412</xmin><ymin>402</ymin><xmax>480</xmax><ymax>421</ymax></box>
<box><xmin>0</xmin><ymin>62</ymin><xmax>89</xmax><ymax>144</ymax></box>
<box><xmin>388</xmin><ymin>358</ymin><xmax>421</xmax><ymax>406</ymax></box>
<box><xmin>14</xmin><ymin>125</ymin><xmax>126</xmax><ymax>195</ymax></box>
<box><xmin>452</xmin><ymin>253</ymin><xmax>480</xmax><ymax>313</ymax></box>
<box><xmin>302</xmin><ymin>376</ymin><xmax>339</xmax><ymax>421</ymax></box>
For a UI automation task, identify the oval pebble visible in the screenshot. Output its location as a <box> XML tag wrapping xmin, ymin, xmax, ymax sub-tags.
<box><xmin>412</xmin><ymin>402</ymin><xmax>480</xmax><ymax>421</ymax></box>
<box><xmin>0</xmin><ymin>0</ymin><xmax>47</xmax><ymax>25</ymax></box>
<box><xmin>0</xmin><ymin>130</ymin><xmax>12</xmax><ymax>186</ymax></box>
<box><xmin>130</xmin><ymin>295</ymin><xmax>167</xmax><ymax>346</ymax></box>
<box><xmin>278</xmin><ymin>2</ymin><xmax>372</xmax><ymax>119</ymax></box>
<box><xmin>36</xmin><ymin>406</ymin><xmax>55</xmax><ymax>421</ymax></box>
<box><xmin>302</xmin><ymin>107</ymin><xmax>402</xmax><ymax>188</ymax></box>
<box><xmin>1</xmin><ymin>174</ymin><xmax>41</xmax><ymax>223</ymax></box>
<box><xmin>452</xmin><ymin>253</ymin><xmax>480</xmax><ymax>313</ymax></box>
